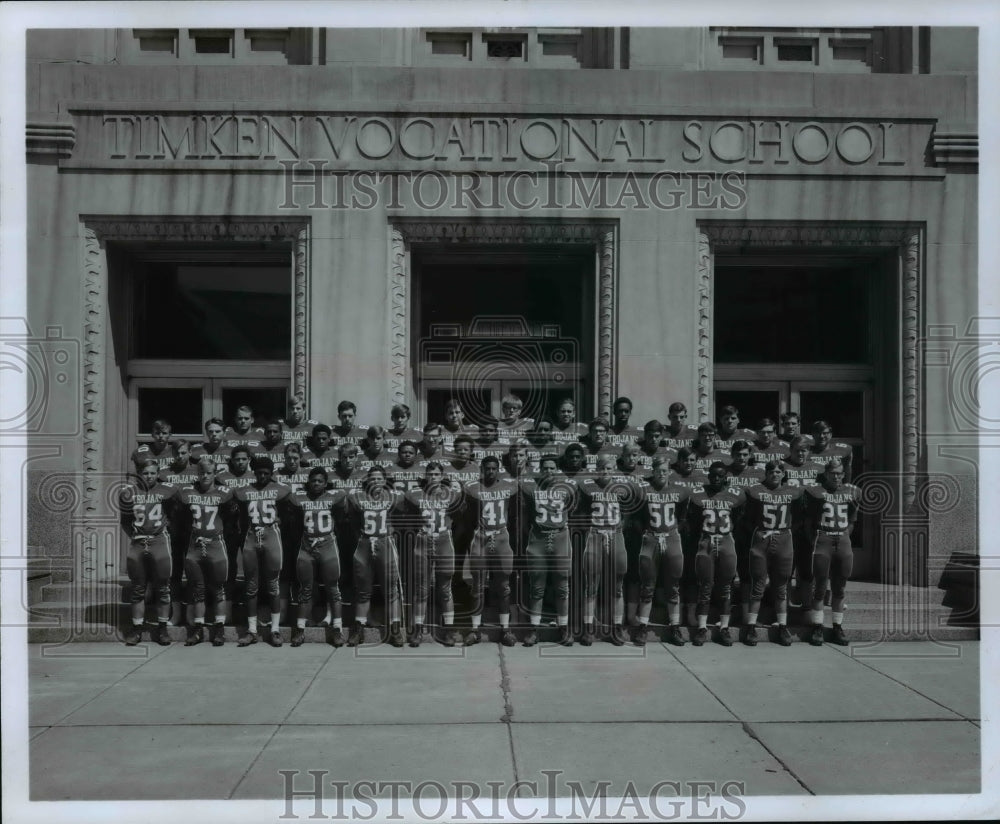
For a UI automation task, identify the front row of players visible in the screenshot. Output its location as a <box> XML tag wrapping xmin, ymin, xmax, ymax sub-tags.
<box><xmin>120</xmin><ymin>451</ymin><xmax>860</xmax><ymax>649</ymax></box>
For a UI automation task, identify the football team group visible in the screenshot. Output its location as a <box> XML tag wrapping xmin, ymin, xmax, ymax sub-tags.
<box><xmin>120</xmin><ymin>395</ymin><xmax>860</xmax><ymax>650</ymax></box>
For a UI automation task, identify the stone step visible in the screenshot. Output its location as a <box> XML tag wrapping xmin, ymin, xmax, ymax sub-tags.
<box><xmin>26</xmin><ymin>595</ymin><xmax>977</xmax><ymax>643</ymax></box>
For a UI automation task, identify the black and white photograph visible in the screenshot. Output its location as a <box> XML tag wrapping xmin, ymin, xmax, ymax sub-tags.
<box><xmin>1</xmin><ymin>1</ymin><xmax>996</xmax><ymax>821</ymax></box>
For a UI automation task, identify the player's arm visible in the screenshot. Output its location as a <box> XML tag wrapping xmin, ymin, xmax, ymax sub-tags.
<box><xmin>118</xmin><ymin>486</ymin><xmax>136</xmax><ymax>535</ymax></box>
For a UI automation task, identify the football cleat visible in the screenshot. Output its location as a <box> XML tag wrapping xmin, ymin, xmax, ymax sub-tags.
<box><xmin>440</xmin><ymin>628</ymin><xmax>459</xmax><ymax>647</ymax></box>
<box><xmin>609</xmin><ymin>624</ymin><xmax>628</xmax><ymax>646</ymax></box>
<box><xmin>580</xmin><ymin>622</ymin><xmax>595</xmax><ymax>646</ymax></box>
<box><xmin>270</xmin><ymin>629</ymin><xmax>283</xmax><ymax>648</ymax></box>
<box><xmin>718</xmin><ymin>626</ymin><xmax>733</xmax><ymax>647</ymax></box>
<box><xmin>184</xmin><ymin>625</ymin><xmax>205</xmax><ymax>646</ymax></box>
<box><xmin>408</xmin><ymin>625</ymin><xmax>423</xmax><ymax>647</ymax></box>
<box><xmin>124</xmin><ymin>626</ymin><xmax>143</xmax><ymax>646</ymax></box>
<box><xmin>237</xmin><ymin>631</ymin><xmax>258</xmax><ymax>647</ymax></box>
<box><xmin>388</xmin><ymin>623</ymin><xmax>405</xmax><ymax>648</ymax></box>
<box><xmin>665</xmin><ymin>624</ymin><xmax>686</xmax><ymax>646</ymax></box>
<box><xmin>558</xmin><ymin>626</ymin><xmax>574</xmax><ymax>647</ymax></box>
<box><xmin>692</xmin><ymin>627</ymin><xmax>708</xmax><ymax>647</ymax></box>
<box><xmin>830</xmin><ymin>623</ymin><xmax>849</xmax><ymax>646</ymax></box>
<box><xmin>632</xmin><ymin>625</ymin><xmax>647</xmax><ymax>647</ymax></box>
<box><xmin>290</xmin><ymin>628</ymin><xmax>306</xmax><ymax>647</ymax></box>
<box><xmin>522</xmin><ymin>629</ymin><xmax>538</xmax><ymax>647</ymax></box>
<box><xmin>743</xmin><ymin>624</ymin><xmax>758</xmax><ymax>647</ymax></box>
<box><xmin>463</xmin><ymin>629</ymin><xmax>481</xmax><ymax>646</ymax></box>
<box><xmin>211</xmin><ymin>623</ymin><xmax>226</xmax><ymax>647</ymax></box>
<box><xmin>156</xmin><ymin>624</ymin><xmax>172</xmax><ymax>646</ymax></box>
<box><xmin>346</xmin><ymin>624</ymin><xmax>364</xmax><ymax>647</ymax></box>
<box><xmin>500</xmin><ymin>629</ymin><xmax>517</xmax><ymax>647</ymax></box>
<box><xmin>777</xmin><ymin>624</ymin><xmax>793</xmax><ymax>646</ymax></box>
<box><xmin>329</xmin><ymin>627</ymin><xmax>346</xmax><ymax>648</ymax></box>
<box><xmin>808</xmin><ymin>625</ymin><xmax>824</xmax><ymax>646</ymax></box>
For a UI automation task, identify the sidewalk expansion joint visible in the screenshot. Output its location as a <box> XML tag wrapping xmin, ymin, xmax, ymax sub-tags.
<box><xmin>740</xmin><ymin>721</ymin><xmax>814</xmax><ymax>796</ymax></box>
<box><xmin>498</xmin><ymin>645</ymin><xmax>520</xmax><ymax>785</ymax></box>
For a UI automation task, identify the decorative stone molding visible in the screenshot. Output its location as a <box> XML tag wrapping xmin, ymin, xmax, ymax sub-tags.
<box><xmin>389</xmin><ymin>227</ymin><xmax>408</xmax><ymax>405</ymax></box>
<box><xmin>930</xmin><ymin>130</ymin><xmax>978</xmax><ymax>167</ymax></box>
<box><xmin>293</xmin><ymin>226</ymin><xmax>310</xmax><ymax>404</ymax></box>
<box><xmin>695</xmin><ymin>231</ymin><xmax>713</xmax><ymax>422</ymax></box>
<box><xmin>390</xmin><ymin>218</ymin><xmax>618</xmax><ymax>417</ymax></box>
<box><xmin>698</xmin><ymin>221</ymin><xmax>923</xmax><ymax>509</ymax></box>
<box><xmin>26</xmin><ymin>122</ymin><xmax>76</xmax><ymax>159</ymax></box>
<box><xmin>82</xmin><ymin>218</ymin><xmax>306</xmax><ymax>243</ymax></box>
<box><xmin>81</xmin><ymin>226</ymin><xmax>105</xmax><ymax>519</ymax></box>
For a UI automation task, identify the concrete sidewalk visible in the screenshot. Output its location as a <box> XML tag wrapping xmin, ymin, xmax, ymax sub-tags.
<box><xmin>26</xmin><ymin>637</ymin><xmax>981</xmax><ymax>811</ymax></box>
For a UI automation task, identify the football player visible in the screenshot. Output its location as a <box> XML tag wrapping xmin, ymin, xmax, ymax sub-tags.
<box><xmin>726</xmin><ymin>441</ymin><xmax>766</xmax><ymax>491</ymax></box>
<box><xmin>669</xmin><ymin>447</ymin><xmax>708</xmax><ymax>491</ymax></box>
<box><xmin>441</xmin><ymin>398</ymin><xmax>480</xmax><ymax>453</ymax></box>
<box><xmin>464</xmin><ymin>456</ymin><xmax>519</xmax><ymax>646</ymax></box>
<box><xmin>750</xmin><ymin>418</ymin><xmax>790</xmax><ymax>467</ymax></box>
<box><xmin>520</xmin><ymin>455</ymin><xmax>577</xmax><ymax>646</ymax></box>
<box><xmin>635</xmin><ymin>420</ymin><xmax>677</xmax><ymax>473</ymax></box>
<box><xmin>225</xmin><ymin>404</ymin><xmax>264</xmax><ymax>449</ymax></box>
<box><xmin>417</xmin><ymin>423</ymin><xmax>447</xmax><ymax>464</ymax></box>
<box><xmin>687</xmin><ymin>461</ymin><xmax>745</xmax><ymax>646</ymax></box>
<box><xmin>388</xmin><ymin>440</ymin><xmax>425</xmax><ymax>493</ymax></box>
<box><xmin>276</xmin><ymin>442</ymin><xmax>311</xmax><ymax>493</ymax></box>
<box><xmin>130</xmin><ymin>418</ymin><xmax>174</xmax><ymax>473</ymax></box>
<box><xmin>803</xmin><ymin>458</ymin><xmax>860</xmax><ymax>646</ymax></box>
<box><xmin>714</xmin><ymin>405</ymin><xmax>757</xmax><ymax>452</ymax></box>
<box><xmin>741</xmin><ymin>460</ymin><xmax>804</xmax><ymax>647</ymax></box>
<box><xmin>189</xmin><ymin>418</ymin><xmax>231</xmax><ymax>473</ymax></box>
<box><xmin>636</xmin><ymin>456</ymin><xmax>692</xmax><ymax>646</ymax></box>
<box><xmin>302</xmin><ymin>423</ymin><xmax>338</xmax><ymax>470</ymax></box>
<box><xmin>726</xmin><ymin>441</ymin><xmax>766</xmax><ymax>623</ymax></box>
<box><xmin>580</xmin><ymin>418</ymin><xmax>619</xmax><ymax>471</ymax></box>
<box><xmin>551</xmin><ymin>398</ymin><xmax>586</xmax><ymax>453</ymax></box>
<box><xmin>216</xmin><ymin>445</ymin><xmax>257</xmax><ymax>491</ymax></box>
<box><xmin>526</xmin><ymin>418</ymin><xmax>558</xmax><ymax>467</ymax></box>
<box><xmin>176</xmin><ymin>457</ymin><xmax>238</xmax><ymax>646</ymax></box>
<box><xmin>343</xmin><ymin>466</ymin><xmax>406</xmax><ymax>647</ymax></box>
<box><xmin>289</xmin><ymin>467</ymin><xmax>347</xmax><ymax>647</ymax></box>
<box><xmin>327</xmin><ymin>443</ymin><xmax>366</xmax><ymax>604</ymax></box>
<box><xmin>497</xmin><ymin>394</ymin><xmax>534</xmax><ymax>444</ymax></box>
<box><xmin>403</xmin><ymin>463</ymin><xmax>465</xmax><ymax>646</ymax></box>
<box><xmin>358</xmin><ymin>425</ymin><xmax>395</xmax><ymax>472</ymax></box>
<box><xmin>807</xmin><ymin>420</ymin><xmax>854</xmax><ymax>482</ymax></box>
<box><xmin>159</xmin><ymin>439</ymin><xmax>197</xmax><ymax>487</ymax></box>
<box><xmin>331</xmin><ymin>400</ymin><xmax>368</xmax><ymax>448</ymax></box>
<box><xmin>662</xmin><ymin>402</ymin><xmax>697</xmax><ymax>451</ymax></box>
<box><xmin>690</xmin><ymin>422</ymin><xmax>732</xmax><ymax>472</ymax></box>
<box><xmin>780</xmin><ymin>411</ymin><xmax>812</xmax><ymax>446</ymax></box>
<box><xmin>607</xmin><ymin>396</ymin><xmax>642</xmax><ymax>447</ymax></box>
<box><xmin>670</xmin><ymin>447</ymin><xmax>707</xmax><ymax>626</ymax></box>
<box><xmin>280</xmin><ymin>396</ymin><xmax>321</xmax><ymax>447</ymax></box>
<box><xmin>119</xmin><ymin>458</ymin><xmax>180</xmax><ymax>645</ymax></box>
<box><xmin>254</xmin><ymin>420</ymin><xmax>287</xmax><ymax>464</ymax></box>
<box><xmin>578</xmin><ymin>455</ymin><xmax>643</xmax><ymax>645</ymax></box>
<box><xmin>384</xmin><ymin>403</ymin><xmax>423</xmax><ymax>453</ymax></box>
<box><xmin>782</xmin><ymin>435</ymin><xmax>823</xmax><ymax>608</ymax></box>
<box><xmin>474</xmin><ymin>417</ymin><xmax>508</xmax><ymax>465</ymax></box>
<box><xmin>234</xmin><ymin>456</ymin><xmax>294</xmax><ymax>647</ymax></box>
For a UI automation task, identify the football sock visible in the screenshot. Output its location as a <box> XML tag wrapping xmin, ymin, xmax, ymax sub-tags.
<box><xmin>669</xmin><ymin>606</ymin><xmax>680</xmax><ymax>625</ymax></box>
<box><xmin>471</xmin><ymin>615</ymin><xmax>482</xmax><ymax>628</ymax></box>
<box><xmin>720</xmin><ymin>615</ymin><xmax>731</xmax><ymax>629</ymax></box>
<box><xmin>747</xmin><ymin>612</ymin><xmax>759</xmax><ymax>626</ymax></box>
<box><xmin>297</xmin><ymin>618</ymin><xmax>307</xmax><ymax>629</ymax></box>
<box><xmin>530</xmin><ymin>615</ymin><xmax>542</xmax><ymax>626</ymax></box>
<box><xmin>248</xmin><ymin>617</ymin><xmax>258</xmax><ymax>633</ymax></box>
<box><xmin>698</xmin><ymin>614</ymin><xmax>708</xmax><ymax>630</ymax></box>
<box><xmin>271</xmin><ymin>612</ymin><xmax>281</xmax><ymax>629</ymax></box>
<box><xmin>777</xmin><ymin>611</ymin><xmax>787</xmax><ymax>625</ymax></box>
<box><xmin>556</xmin><ymin>615</ymin><xmax>568</xmax><ymax>626</ymax></box>
<box><xmin>443</xmin><ymin>611</ymin><xmax>454</xmax><ymax>625</ymax></box>
<box><xmin>356</xmin><ymin>616</ymin><xmax>368</xmax><ymax>625</ymax></box>
<box><xmin>132</xmin><ymin>619</ymin><xmax>144</xmax><ymax>626</ymax></box>
<box><xmin>333</xmin><ymin>618</ymin><xmax>343</xmax><ymax>629</ymax></box>
<box><xmin>194</xmin><ymin>618</ymin><xmax>205</xmax><ymax>625</ymax></box>
<box><xmin>832</xmin><ymin>611</ymin><xmax>844</xmax><ymax>625</ymax></box>
<box><xmin>214</xmin><ymin>616</ymin><xmax>225</xmax><ymax>625</ymax></box>
<box><xmin>499</xmin><ymin>614</ymin><xmax>510</xmax><ymax>628</ymax></box>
